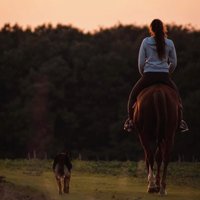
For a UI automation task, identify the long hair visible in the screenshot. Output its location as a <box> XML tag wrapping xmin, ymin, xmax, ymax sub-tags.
<box><xmin>149</xmin><ymin>19</ymin><xmax>167</xmax><ymax>59</ymax></box>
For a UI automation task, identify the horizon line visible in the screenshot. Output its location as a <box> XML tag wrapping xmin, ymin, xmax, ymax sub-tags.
<box><xmin>0</xmin><ymin>21</ymin><xmax>199</xmax><ymax>33</ymax></box>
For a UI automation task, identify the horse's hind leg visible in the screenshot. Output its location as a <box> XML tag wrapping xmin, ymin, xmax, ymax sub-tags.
<box><xmin>139</xmin><ymin>134</ymin><xmax>156</xmax><ymax>193</ymax></box>
<box><xmin>160</xmin><ymin>161</ymin><xmax>168</xmax><ymax>196</ymax></box>
<box><xmin>155</xmin><ymin>146</ymin><xmax>162</xmax><ymax>193</ymax></box>
<box><xmin>160</xmin><ymin>139</ymin><xmax>173</xmax><ymax>196</ymax></box>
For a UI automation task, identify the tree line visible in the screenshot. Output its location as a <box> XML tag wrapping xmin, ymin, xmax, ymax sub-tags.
<box><xmin>0</xmin><ymin>23</ymin><xmax>199</xmax><ymax>161</ymax></box>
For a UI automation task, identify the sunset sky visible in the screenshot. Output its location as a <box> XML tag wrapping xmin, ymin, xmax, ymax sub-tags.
<box><xmin>0</xmin><ymin>0</ymin><xmax>199</xmax><ymax>32</ymax></box>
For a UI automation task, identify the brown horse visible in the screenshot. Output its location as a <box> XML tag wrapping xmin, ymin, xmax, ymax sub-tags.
<box><xmin>133</xmin><ymin>84</ymin><xmax>180</xmax><ymax>195</ymax></box>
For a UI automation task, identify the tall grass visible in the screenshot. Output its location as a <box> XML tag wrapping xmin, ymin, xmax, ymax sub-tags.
<box><xmin>0</xmin><ymin>159</ymin><xmax>200</xmax><ymax>179</ymax></box>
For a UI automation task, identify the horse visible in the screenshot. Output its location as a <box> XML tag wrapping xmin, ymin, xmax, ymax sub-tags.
<box><xmin>53</xmin><ymin>153</ymin><xmax>72</xmax><ymax>195</ymax></box>
<box><xmin>133</xmin><ymin>84</ymin><xmax>180</xmax><ymax>195</ymax></box>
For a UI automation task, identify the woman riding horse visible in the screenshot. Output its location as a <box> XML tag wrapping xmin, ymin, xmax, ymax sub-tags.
<box><xmin>124</xmin><ymin>19</ymin><xmax>188</xmax><ymax>133</ymax></box>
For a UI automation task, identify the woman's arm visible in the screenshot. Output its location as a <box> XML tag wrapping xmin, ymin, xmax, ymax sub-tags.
<box><xmin>138</xmin><ymin>39</ymin><xmax>146</xmax><ymax>75</ymax></box>
<box><xmin>168</xmin><ymin>41</ymin><xmax>177</xmax><ymax>73</ymax></box>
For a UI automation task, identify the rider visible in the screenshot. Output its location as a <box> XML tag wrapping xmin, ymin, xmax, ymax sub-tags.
<box><xmin>124</xmin><ymin>19</ymin><xmax>189</xmax><ymax>133</ymax></box>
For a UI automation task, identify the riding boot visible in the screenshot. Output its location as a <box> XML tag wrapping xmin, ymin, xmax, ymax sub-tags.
<box><xmin>180</xmin><ymin>120</ymin><xmax>189</xmax><ymax>132</ymax></box>
<box><xmin>124</xmin><ymin>106</ymin><xmax>135</xmax><ymax>132</ymax></box>
<box><xmin>179</xmin><ymin>105</ymin><xmax>189</xmax><ymax>133</ymax></box>
<box><xmin>179</xmin><ymin>117</ymin><xmax>189</xmax><ymax>133</ymax></box>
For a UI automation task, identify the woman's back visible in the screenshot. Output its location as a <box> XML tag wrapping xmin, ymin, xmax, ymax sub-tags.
<box><xmin>138</xmin><ymin>36</ymin><xmax>177</xmax><ymax>74</ymax></box>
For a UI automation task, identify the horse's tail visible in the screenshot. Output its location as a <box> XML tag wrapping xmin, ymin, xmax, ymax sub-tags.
<box><xmin>153</xmin><ymin>90</ymin><xmax>168</xmax><ymax>144</ymax></box>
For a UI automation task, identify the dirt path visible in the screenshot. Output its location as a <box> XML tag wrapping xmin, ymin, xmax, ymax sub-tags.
<box><xmin>41</xmin><ymin>172</ymin><xmax>200</xmax><ymax>200</ymax></box>
<box><xmin>1</xmin><ymin>168</ymin><xmax>200</xmax><ymax>200</ymax></box>
<box><xmin>0</xmin><ymin>177</ymin><xmax>47</xmax><ymax>200</ymax></box>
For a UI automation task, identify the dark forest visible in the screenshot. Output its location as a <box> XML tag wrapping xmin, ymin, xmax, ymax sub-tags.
<box><xmin>0</xmin><ymin>23</ymin><xmax>199</xmax><ymax>161</ymax></box>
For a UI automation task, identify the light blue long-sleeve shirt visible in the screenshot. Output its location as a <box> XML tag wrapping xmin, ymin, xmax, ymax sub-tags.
<box><xmin>138</xmin><ymin>36</ymin><xmax>177</xmax><ymax>75</ymax></box>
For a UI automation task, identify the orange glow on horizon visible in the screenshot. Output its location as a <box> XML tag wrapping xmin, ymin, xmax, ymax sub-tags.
<box><xmin>0</xmin><ymin>0</ymin><xmax>200</xmax><ymax>32</ymax></box>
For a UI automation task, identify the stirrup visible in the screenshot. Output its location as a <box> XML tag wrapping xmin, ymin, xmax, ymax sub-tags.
<box><xmin>124</xmin><ymin>118</ymin><xmax>134</xmax><ymax>132</ymax></box>
<box><xmin>180</xmin><ymin>120</ymin><xmax>189</xmax><ymax>133</ymax></box>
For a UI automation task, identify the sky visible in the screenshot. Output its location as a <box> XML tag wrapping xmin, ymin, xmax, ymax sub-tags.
<box><xmin>0</xmin><ymin>0</ymin><xmax>199</xmax><ymax>32</ymax></box>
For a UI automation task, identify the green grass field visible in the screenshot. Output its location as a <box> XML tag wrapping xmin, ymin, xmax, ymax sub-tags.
<box><xmin>0</xmin><ymin>160</ymin><xmax>200</xmax><ymax>200</ymax></box>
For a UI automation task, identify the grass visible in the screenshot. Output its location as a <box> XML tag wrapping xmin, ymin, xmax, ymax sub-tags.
<box><xmin>0</xmin><ymin>160</ymin><xmax>200</xmax><ymax>200</ymax></box>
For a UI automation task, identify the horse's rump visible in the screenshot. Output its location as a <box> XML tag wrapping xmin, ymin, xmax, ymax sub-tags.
<box><xmin>134</xmin><ymin>84</ymin><xmax>180</xmax><ymax>141</ymax></box>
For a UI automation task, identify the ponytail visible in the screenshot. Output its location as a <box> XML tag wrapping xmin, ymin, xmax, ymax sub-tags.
<box><xmin>149</xmin><ymin>19</ymin><xmax>167</xmax><ymax>59</ymax></box>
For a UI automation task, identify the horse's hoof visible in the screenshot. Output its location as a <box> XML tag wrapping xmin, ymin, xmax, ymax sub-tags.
<box><xmin>159</xmin><ymin>188</ymin><xmax>167</xmax><ymax>196</ymax></box>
